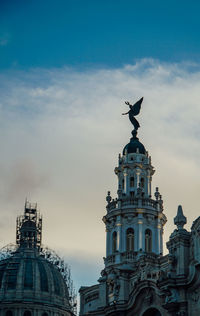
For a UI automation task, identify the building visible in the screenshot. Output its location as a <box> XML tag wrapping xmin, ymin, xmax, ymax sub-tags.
<box><xmin>79</xmin><ymin>112</ymin><xmax>200</xmax><ymax>315</ymax></box>
<box><xmin>0</xmin><ymin>201</ymin><xmax>76</xmax><ymax>316</ymax></box>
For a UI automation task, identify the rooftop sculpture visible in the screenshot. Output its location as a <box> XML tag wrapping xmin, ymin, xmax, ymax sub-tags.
<box><xmin>122</xmin><ymin>97</ymin><xmax>143</xmax><ymax>133</ymax></box>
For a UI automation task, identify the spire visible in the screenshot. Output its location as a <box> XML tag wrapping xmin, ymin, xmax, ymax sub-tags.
<box><xmin>174</xmin><ymin>205</ymin><xmax>187</xmax><ymax>230</ymax></box>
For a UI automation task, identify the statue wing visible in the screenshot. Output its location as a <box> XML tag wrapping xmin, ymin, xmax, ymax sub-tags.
<box><xmin>132</xmin><ymin>97</ymin><xmax>143</xmax><ymax>116</ymax></box>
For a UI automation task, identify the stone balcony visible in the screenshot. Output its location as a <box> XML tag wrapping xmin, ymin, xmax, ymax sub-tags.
<box><xmin>104</xmin><ymin>251</ymin><xmax>164</xmax><ymax>267</ymax></box>
<box><xmin>107</xmin><ymin>197</ymin><xmax>162</xmax><ymax>212</ymax></box>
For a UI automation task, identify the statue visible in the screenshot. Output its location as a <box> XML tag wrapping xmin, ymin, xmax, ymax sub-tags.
<box><xmin>122</xmin><ymin>97</ymin><xmax>143</xmax><ymax>131</ymax></box>
<box><xmin>165</xmin><ymin>288</ymin><xmax>179</xmax><ymax>304</ymax></box>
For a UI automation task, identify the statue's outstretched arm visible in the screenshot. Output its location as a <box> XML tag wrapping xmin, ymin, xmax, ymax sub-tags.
<box><xmin>122</xmin><ymin>111</ymin><xmax>129</xmax><ymax>115</ymax></box>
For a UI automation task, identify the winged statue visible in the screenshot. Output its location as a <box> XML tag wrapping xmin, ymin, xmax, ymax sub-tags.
<box><xmin>122</xmin><ymin>97</ymin><xmax>143</xmax><ymax>131</ymax></box>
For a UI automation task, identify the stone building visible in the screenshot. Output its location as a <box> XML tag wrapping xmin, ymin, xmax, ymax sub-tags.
<box><xmin>79</xmin><ymin>124</ymin><xmax>200</xmax><ymax>315</ymax></box>
<box><xmin>0</xmin><ymin>201</ymin><xmax>76</xmax><ymax>316</ymax></box>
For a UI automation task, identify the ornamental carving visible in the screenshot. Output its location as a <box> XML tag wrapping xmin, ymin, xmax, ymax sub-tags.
<box><xmin>190</xmin><ymin>289</ymin><xmax>199</xmax><ymax>302</ymax></box>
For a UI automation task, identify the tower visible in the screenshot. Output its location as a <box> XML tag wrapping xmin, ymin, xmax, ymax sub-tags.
<box><xmin>79</xmin><ymin>98</ymin><xmax>200</xmax><ymax>316</ymax></box>
<box><xmin>104</xmin><ymin>129</ymin><xmax>167</xmax><ymax>269</ymax></box>
<box><xmin>80</xmin><ymin>99</ymin><xmax>168</xmax><ymax>315</ymax></box>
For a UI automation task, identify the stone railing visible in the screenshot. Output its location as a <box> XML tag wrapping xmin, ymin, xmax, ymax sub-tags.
<box><xmin>142</xmin><ymin>198</ymin><xmax>158</xmax><ymax>208</ymax></box>
<box><xmin>121</xmin><ymin>251</ymin><xmax>137</xmax><ymax>263</ymax></box>
<box><xmin>104</xmin><ymin>254</ymin><xmax>115</xmax><ymax>265</ymax></box>
<box><xmin>107</xmin><ymin>197</ymin><xmax>158</xmax><ymax>212</ymax></box>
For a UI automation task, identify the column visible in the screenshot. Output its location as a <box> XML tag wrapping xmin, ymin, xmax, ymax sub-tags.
<box><xmin>124</xmin><ymin>170</ymin><xmax>128</xmax><ymax>194</ymax></box>
<box><xmin>138</xmin><ymin>215</ymin><xmax>143</xmax><ymax>251</ymax></box>
<box><xmin>146</xmin><ymin>172</ymin><xmax>151</xmax><ymax>196</ymax></box>
<box><xmin>106</xmin><ymin>228</ymin><xmax>110</xmax><ymax>256</ymax></box>
<box><xmin>135</xmin><ymin>168</ymin><xmax>141</xmax><ymax>188</ymax></box>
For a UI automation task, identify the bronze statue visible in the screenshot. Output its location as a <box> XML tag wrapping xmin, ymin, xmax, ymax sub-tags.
<box><xmin>122</xmin><ymin>97</ymin><xmax>143</xmax><ymax>131</ymax></box>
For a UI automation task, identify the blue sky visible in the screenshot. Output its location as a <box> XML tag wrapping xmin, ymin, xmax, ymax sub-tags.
<box><xmin>1</xmin><ymin>0</ymin><xmax>200</xmax><ymax>69</ymax></box>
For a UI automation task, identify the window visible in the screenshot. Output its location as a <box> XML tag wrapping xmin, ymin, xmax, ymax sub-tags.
<box><xmin>130</xmin><ymin>177</ymin><xmax>134</xmax><ymax>187</ymax></box>
<box><xmin>122</xmin><ymin>179</ymin><xmax>124</xmax><ymax>190</ymax></box>
<box><xmin>126</xmin><ymin>228</ymin><xmax>134</xmax><ymax>252</ymax></box>
<box><xmin>130</xmin><ymin>192</ymin><xmax>134</xmax><ymax>197</ymax></box>
<box><xmin>24</xmin><ymin>311</ymin><xmax>31</xmax><ymax>316</ymax></box>
<box><xmin>5</xmin><ymin>311</ymin><xmax>13</xmax><ymax>316</ymax></box>
<box><xmin>112</xmin><ymin>231</ymin><xmax>117</xmax><ymax>253</ymax></box>
<box><xmin>141</xmin><ymin>177</ymin><xmax>144</xmax><ymax>188</ymax></box>
<box><xmin>143</xmin><ymin>308</ymin><xmax>161</xmax><ymax>316</ymax></box>
<box><xmin>145</xmin><ymin>229</ymin><xmax>152</xmax><ymax>252</ymax></box>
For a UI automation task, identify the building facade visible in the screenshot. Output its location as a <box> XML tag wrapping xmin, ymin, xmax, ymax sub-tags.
<box><xmin>0</xmin><ymin>201</ymin><xmax>76</xmax><ymax>316</ymax></box>
<box><xmin>79</xmin><ymin>127</ymin><xmax>200</xmax><ymax>316</ymax></box>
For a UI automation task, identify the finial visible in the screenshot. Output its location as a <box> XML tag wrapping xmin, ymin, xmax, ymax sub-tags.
<box><xmin>131</xmin><ymin>129</ymin><xmax>138</xmax><ymax>139</ymax></box>
<box><xmin>154</xmin><ymin>187</ymin><xmax>160</xmax><ymax>201</ymax></box>
<box><xmin>174</xmin><ymin>205</ymin><xmax>187</xmax><ymax>230</ymax></box>
<box><xmin>106</xmin><ymin>191</ymin><xmax>112</xmax><ymax>204</ymax></box>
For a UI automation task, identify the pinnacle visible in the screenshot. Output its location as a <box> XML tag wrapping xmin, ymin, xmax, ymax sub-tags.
<box><xmin>174</xmin><ymin>205</ymin><xmax>187</xmax><ymax>230</ymax></box>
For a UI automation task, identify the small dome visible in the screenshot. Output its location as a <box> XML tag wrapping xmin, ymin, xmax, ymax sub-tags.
<box><xmin>21</xmin><ymin>220</ymin><xmax>36</xmax><ymax>229</ymax></box>
<box><xmin>123</xmin><ymin>137</ymin><xmax>146</xmax><ymax>155</ymax></box>
<box><xmin>0</xmin><ymin>249</ymin><xmax>70</xmax><ymax>310</ymax></box>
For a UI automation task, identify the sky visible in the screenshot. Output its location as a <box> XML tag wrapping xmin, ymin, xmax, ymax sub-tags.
<box><xmin>0</xmin><ymin>0</ymin><xmax>200</xmax><ymax>305</ymax></box>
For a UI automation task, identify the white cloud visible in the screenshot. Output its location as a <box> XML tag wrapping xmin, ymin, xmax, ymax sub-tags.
<box><xmin>0</xmin><ymin>59</ymin><xmax>200</xmax><ymax>290</ymax></box>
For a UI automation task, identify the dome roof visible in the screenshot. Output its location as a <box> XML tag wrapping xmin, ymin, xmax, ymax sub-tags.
<box><xmin>123</xmin><ymin>136</ymin><xmax>146</xmax><ymax>155</ymax></box>
<box><xmin>0</xmin><ymin>248</ymin><xmax>70</xmax><ymax>309</ymax></box>
<box><xmin>20</xmin><ymin>219</ymin><xmax>36</xmax><ymax>229</ymax></box>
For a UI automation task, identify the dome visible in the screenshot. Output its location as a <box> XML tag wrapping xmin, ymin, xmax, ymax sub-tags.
<box><xmin>0</xmin><ymin>200</ymin><xmax>75</xmax><ymax>316</ymax></box>
<box><xmin>123</xmin><ymin>136</ymin><xmax>146</xmax><ymax>155</ymax></box>
<box><xmin>0</xmin><ymin>249</ymin><xmax>71</xmax><ymax>311</ymax></box>
<box><xmin>21</xmin><ymin>220</ymin><xmax>36</xmax><ymax>229</ymax></box>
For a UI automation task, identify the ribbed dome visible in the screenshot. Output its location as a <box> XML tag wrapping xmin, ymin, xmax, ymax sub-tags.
<box><xmin>0</xmin><ymin>248</ymin><xmax>70</xmax><ymax>308</ymax></box>
<box><xmin>123</xmin><ymin>136</ymin><xmax>146</xmax><ymax>155</ymax></box>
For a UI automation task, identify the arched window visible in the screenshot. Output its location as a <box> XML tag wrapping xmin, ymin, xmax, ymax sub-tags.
<box><xmin>143</xmin><ymin>308</ymin><xmax>161</xmax><ymax>316</ymax></box>
<box><xmin>5</xmin><ymin>311</ymin><xmax>13</xmax><ymax>316</ymax></box>
<box><xmin>122</xmin><ymin>179</ymin><xmax>124</xmax><ymax>190</ymax></box>
<box><xmin>112</xmin><ymin>231</ymin><xmax>117</xmax><ymax>253</ymax></box>
<box><xmin>141</xmin><ymin>177</ymin><xmax>144</xmax><ymax>188</ymax></box>
<box><xmin>24</xmin><ymin>311</ymin><xmax>31</xmax><ymax>316</ymax></box>
<box><xmin>130</xmin><ymin>177</ymin><xmax>134</xmax><ymax>187</ymax></box>
<box><xmin>130</xmin><ymin>191</ymin><xmax>134</xmax><ymax>197</ymax></box>
<box><xmin>145</xmin><ymin>229</ymin><xmax>152</xmax><ymax>253</ymax></box>
<box><xmin>126</xmin><ymin>228</ymin><xmax>134</xmax><ymax>252</ymax></box>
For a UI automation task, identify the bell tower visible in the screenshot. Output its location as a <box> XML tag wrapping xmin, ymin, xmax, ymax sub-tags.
<box><xmin>103</xmin><ymin>99</ymin><xmax>167</xmax><ymax>268</ymax></box>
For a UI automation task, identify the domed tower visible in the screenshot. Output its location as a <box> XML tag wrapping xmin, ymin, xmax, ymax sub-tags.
<box><xmin>103</xmin><ymin>128</ymin><xmax>167</xmax><ymax>267</ymax></box>
<box><xmin>0</xmin><ymin>201</ymin><xmax>76</xmax><ymax>316</ymax></box>
<box><xmin>79</xmin><ymin>98</ymin><xmax>168</xmax><ymax>316</ymax></box>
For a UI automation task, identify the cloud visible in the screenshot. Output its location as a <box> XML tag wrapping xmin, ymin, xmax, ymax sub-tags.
<box><xmin>0</xmin><ymin>59</ymin><xmax>200</xmax><ymax>291</ymax></box>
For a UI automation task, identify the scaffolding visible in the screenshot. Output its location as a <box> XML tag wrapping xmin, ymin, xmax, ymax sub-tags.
<box><xmin>41</xmin><ymin>246</ymin><xmax>77</xmax><ymax>315</ymax></box>
<box><xmin>16</xmin><ymin>200</ymin><xmax>42</xmax><ymax>250</ymax></box>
